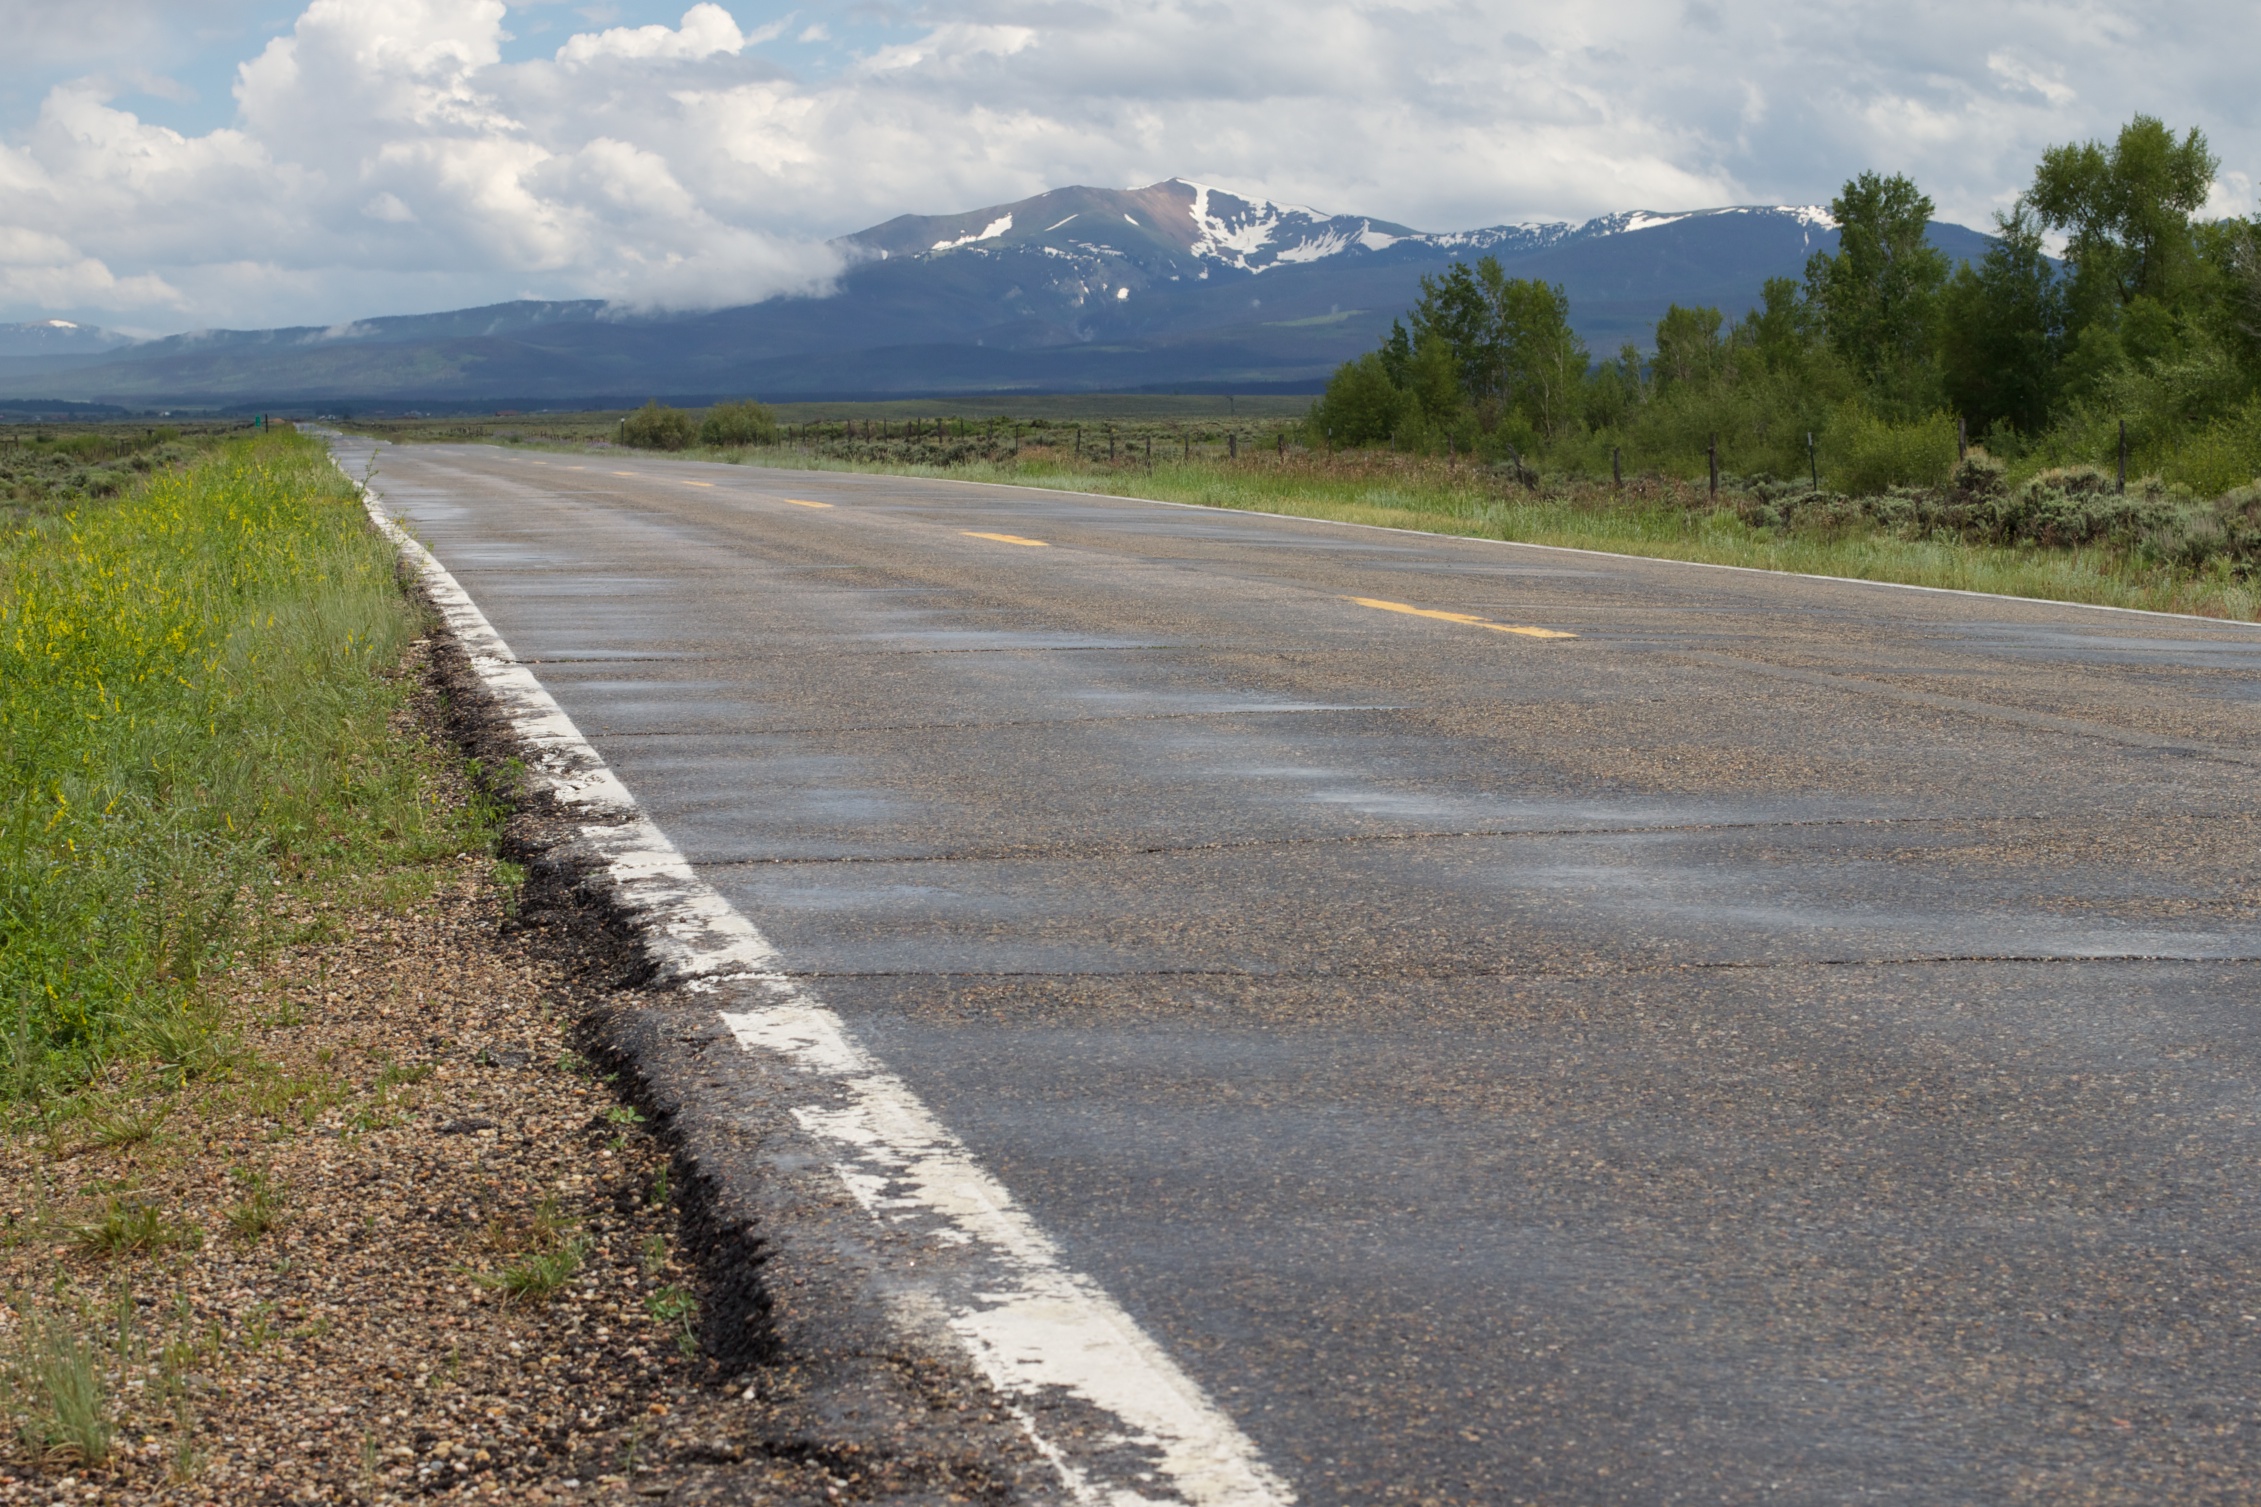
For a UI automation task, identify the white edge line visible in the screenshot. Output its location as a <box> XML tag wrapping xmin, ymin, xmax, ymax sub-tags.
<box><xmin>330</xmin><ymin>439</ymin><xmax>1296</xmax><ymax>1507</ymax></box>
<box><xmin>737</xmin><ymin>456</ymin><xmax>2261</xmax><ymax>634</ymax></box>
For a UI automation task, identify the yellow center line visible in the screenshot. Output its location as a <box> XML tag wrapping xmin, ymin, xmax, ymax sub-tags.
<box><xmin>963</xmin><ymin>531</ymin><xmax>1049</xmax><ymax>547</ymax></box>
<box><xmin>681</xmin><ymin>480</ymin><xmax>714</xmax><ymax>488</ymax></box>
<box><xmin>611</xmin><ymin>470</ymin><xmax>637</xmax><ymax>478</ymax></box>
<box><xmin>1349</xmin><ymin>597</ymin><xmax>1576</xmax><ymax>639</ymax></box>
<box><xmin>783</xmin><ymin>498</ymin><xmax>833</xmax><ymax>509</ymax></box>
<box><xmin>566</xmin><ymin>465</ymin><xmax>585</xmax><ymax>470</ymax></box>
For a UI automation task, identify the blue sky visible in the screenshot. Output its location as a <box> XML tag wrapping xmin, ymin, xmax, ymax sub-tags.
<box><xmin>2</xmin><ymin>1</ymin><xmax>2253</xmax><ymax>335</ymax></box>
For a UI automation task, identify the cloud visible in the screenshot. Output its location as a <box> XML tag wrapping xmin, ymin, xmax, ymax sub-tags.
<box><xmin>555</xmin><ymin>2</ymin><xmax>754</xmax><ymax>66</ymax></box>
<box><xmin>2</xmin><ymin>0</ymin><xmax>2259</xmax><ymax>332</ymax></box>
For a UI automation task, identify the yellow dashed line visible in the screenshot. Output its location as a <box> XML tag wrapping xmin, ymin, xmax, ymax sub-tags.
<box><xmin>962</xmin><ymin>531</ymin><xmax>1049</xmax><ymax>547</ymax></box>
<box><xmin>1350</xmin><ymin>597</ymin><xmax>1575</xmax><ymax>639</ymax></box>
<box><xmin>612</xmin><ymin>470</ymin><xmax>636</xmax><ymax>478</ymax></box>
<box><xmin>681</xmin><ymin>480</ymin><xmax>714</xmax><ymax>488</ymax></box>
<box><xmin>783</xmin><ymin>498</ymin><xmax>833</xmax><ymax>509</ymax></box>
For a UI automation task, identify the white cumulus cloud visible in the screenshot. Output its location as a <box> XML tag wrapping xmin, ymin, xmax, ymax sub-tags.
<box><xmin>0</xmin><ymin>0</ymin><xmax>2257</xmax><ymax>333</ymax></box>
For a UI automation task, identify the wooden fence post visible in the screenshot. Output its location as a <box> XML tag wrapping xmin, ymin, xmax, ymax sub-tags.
<box><xmin>2117</xmin><ymin>419</ymin><xmax>2127</xmax><ymax>494</ymax></box>
<box><xmin>1708</xmin><ymin>434</ymin><xmax>1718</xmax><ymax>497</ymax></box>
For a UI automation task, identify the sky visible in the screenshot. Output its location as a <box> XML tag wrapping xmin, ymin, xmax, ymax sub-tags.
<box><xmin>1</xmin><ymin>0</ymin><xmax>2254</xmax><ymax>336</ymax></box>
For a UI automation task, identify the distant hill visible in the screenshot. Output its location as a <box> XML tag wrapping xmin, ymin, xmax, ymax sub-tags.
<box><xmin>0</xmin><ymin>180</ymin><xmax>1995</xmax><ymax>407</ymax></box>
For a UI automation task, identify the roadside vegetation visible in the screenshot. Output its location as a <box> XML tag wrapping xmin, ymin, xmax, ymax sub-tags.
<box><xmin>2</xmin><ymin>426</ymin><xmax>494</xmax><ymax>1103</ymax></box>
<box><xmin>0</xmin><ymin>426</ymin><xmax>750</xmax><ymax>1499</ymax></box>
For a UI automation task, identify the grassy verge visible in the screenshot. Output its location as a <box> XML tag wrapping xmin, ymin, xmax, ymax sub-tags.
<box><xmin>648</xmin><ymin>441</ymin><xmax>2261</xmax><ymax>622</ymax></box>
<box><xmin>1</xmin><ymin>427</ymin><xmax>500</xmax><ymax>1104</ymax></box>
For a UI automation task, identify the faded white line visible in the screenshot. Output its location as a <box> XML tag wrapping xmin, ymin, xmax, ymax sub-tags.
<box><xmin>332</xmin><ymin>437</ymin><xmax>1293</xmax><ymax>1507</ymax></box>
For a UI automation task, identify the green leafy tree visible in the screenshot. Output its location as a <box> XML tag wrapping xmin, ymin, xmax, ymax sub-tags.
<box><xmin>1805</xmin><ymin>172</ymin><xmax>1948</xmax><ymax>409</ymax></box>
<box><xmin>1496</xmin><ymin>278</ymin><xmax>1589</xmax><ymax>439</ymax></box>
<box><xmin>1651</xmin><ymin>305</ymin><xmax>1725</xmax><ymax>391</ymax></box>
<box><xmin>1408</xmin><ymin>261</ymin><xmax>1501</xmax><ymax>406</ymax></box>
<box><xmin>1940</xmin><ymin>204</ymin><xmax>2067</xmax><ymax>437</ymax></box>
<box><xmin>1311</xmin><ymin>353</ymin><xmax>1409</xmax><ymax>447</ymax></box>
<box><xmin>1735</xmin><ymin>277</ymin><xmax>1816</xmax><ymax>374</ymax></box>
<box><xmin>2029</xmin><ymin>116</ymin><xmax>2217</xmax><ymax>320</ymax></box>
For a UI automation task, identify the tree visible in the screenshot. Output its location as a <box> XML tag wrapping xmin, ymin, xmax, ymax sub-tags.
<box><xmin>2029</xmin><ymin>116</ymin><xmax>2216</xmax><ymax>319</ymax></box>
<box><xmin>1651</xmin><ymin>305</ymin><xmax>1725</xmax><ymax>391</ymax></box>
<box><xmin>1495</xmin><ymin>278</ymin><xmax>1589</xmax><ymax>439</ymax></box>
<box><xmin>1939</xmin><ymin>204</ymin><xmax>2067</xmax><ymax>437</ymax></box>
<box><xmin>1310</xmin><ymin>353</ymin><xmax>1409</xmax><ymax>447</ymax></box>
<box><xmin>1408</xmin><ymin>261</ymin><xmax>1501</xmax><ymax>407</ymax></box>
<box><xmin>1735</xmin><ymin>277</ymin><xmax>1815</xmax><ymax>373</ymax></box>
<box><xmin>1405</xmin><ymin>258</ymin><xmax>1585</xmax><ymax>436</ymax></box>
<box><xmin>1805</xmin><ymin>172</ymin><xmax>1948</xmax><ymax>406</ymax></box>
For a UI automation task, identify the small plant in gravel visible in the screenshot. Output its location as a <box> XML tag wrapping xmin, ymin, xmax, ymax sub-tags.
<box><xmin>70</xmin><ymin>1196</ymin><xmax>201</xmax><ymax>1257</ymax></box>
<box><xmin>486</xmin><ymin>1236</ymin><xmax>591</xmax><ymax>1304</ymax></box>
<box><xmin>644</xmin><ymin>1285</ymin><xmax>699</xmax><ymax>1355</ymax></box>
<box><xmin>79</xmin><ymin>1095</ymin><xmax>174</xmax><ymax>1153</ymax></box>
<box><xmin>223</xmin><ymin>1168</ymin><xmax>285</xmax><ymax>1241</ymax></box>
<box><xmin>7</xmin><ymin>1307</ymin><xmax>114</xmax><ymax>1467</ymax></box>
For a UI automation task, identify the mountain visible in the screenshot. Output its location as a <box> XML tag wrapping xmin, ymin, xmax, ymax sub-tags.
<box><xmin>0</xmin><ymin>180</ymin><xmax>1994</xmax><ymax>407</ymax></box>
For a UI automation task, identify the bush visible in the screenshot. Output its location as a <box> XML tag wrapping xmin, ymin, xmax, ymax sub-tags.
<box><xmin>1310</xmin><ymin>354</ymin><xmax>1410</xmax><ymax>448</ymax></box>
<box><xmin>620</xmin><ymin>401</ymin><xmax>695</xmax><ymax>450</ymax></box>
<box><xmin>1825</xmin><ymin>408</ymin><xmax>1958</xmax><ymax>495</ymax></box>
<box><xmin>698</xmin><ymin>400</ymin><xmax>778</xmax><ymax>448</ymax></box>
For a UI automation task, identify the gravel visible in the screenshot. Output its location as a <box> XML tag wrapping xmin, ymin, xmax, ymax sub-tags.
<box><xmin>0</xmin><ymin>645</ymin><xmax>1043</xmax><ymax>1507</ymax></box>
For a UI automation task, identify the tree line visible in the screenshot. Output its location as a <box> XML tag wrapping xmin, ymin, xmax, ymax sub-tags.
<box><xmin>1311</xmin><ymin>116</ymin><xmax>2261</xmax><ymax>497</ymax></box>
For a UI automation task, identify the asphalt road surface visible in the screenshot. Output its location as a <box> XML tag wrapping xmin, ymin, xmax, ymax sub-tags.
<box><xmin>356</xmin><ymin>440</ymin><xmax>2261</xmax><ymax>1505</ymax></box>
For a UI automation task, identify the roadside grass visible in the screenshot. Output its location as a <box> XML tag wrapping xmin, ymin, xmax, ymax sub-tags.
<box><xmin>696</xmin><ymin>442</ymin><xmax>2261</xmax><ymax>622</ymax></box>
<box><xmin>1</xmin><ymin>428</ymin><xmax>501</xmax><ymax>1105</ymax></box>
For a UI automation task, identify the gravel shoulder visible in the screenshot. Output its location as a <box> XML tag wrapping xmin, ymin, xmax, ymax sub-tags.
<box><xmin>1</xmin><ymin>636</ymin><xmax>1045</xmax><ymax>1507</ymax></box>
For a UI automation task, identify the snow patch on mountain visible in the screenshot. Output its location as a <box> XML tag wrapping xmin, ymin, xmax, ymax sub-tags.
<box><xmin>931</xmin><ymin>214</ymin><xmax>1013</xmax><ymax>252</ymax></box>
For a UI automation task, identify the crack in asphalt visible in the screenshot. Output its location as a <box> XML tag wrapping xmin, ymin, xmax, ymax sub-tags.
<box><xmin>775</xmin><ymin>953</ymin><xmax>2261</xmax><ymax>983</ymax></box>
<box><xmin>682</xmin><ymin>812</ymin><xmax>2057</xmax><ymax>868</ymax></box>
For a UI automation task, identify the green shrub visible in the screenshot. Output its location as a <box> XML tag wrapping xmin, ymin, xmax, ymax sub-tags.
<box><xmin>2158</xmin><ymin>399</ymin><xmax>2261</xmax><ymax>496</ymax></box>
<box><xmin>1310</xmin><ymin>354</ymin><xmax>1411</xmax><ymax>448</ymax></box>
<box><xmin>620</xmin><ymin>401</ymin><xmax>695</xmax><ymax>450</ymax></box>
<box><xmin>1825</xmin><ymin>408</ymin><xmax>1958</xmax><ymax>495</ymax></box>
<box><xmin>697</xmin><ymin>400</ymin><xmax>777</xmax><ymax>448</ymax></box>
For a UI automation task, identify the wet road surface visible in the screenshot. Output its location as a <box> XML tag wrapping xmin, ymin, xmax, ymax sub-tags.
<box><xmin>352</xmin><ymin>440</ymin><xmax>2261</xmax><ymax>1504</ymax></box>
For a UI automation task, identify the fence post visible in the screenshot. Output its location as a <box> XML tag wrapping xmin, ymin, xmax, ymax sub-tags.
<box><xmin>2117</xmin><ymin>419</ymin><xmax>2127</xmax><ymax>494</ymax></box>
<box><xmin>1957</xmin><ymin>415</ymin><xmax>1967</xmax><ymax>463</ymax></box>
<box><xmin>1109</xmin><ymin>428</ymin><xmax>1117</xmax><ymax>462</ymax></box>
<box><xmin>1708</xmin><ymin>434</ymin><xmax>1718</xmax><ymax>497</ymax></box>
<box><xmin>1075</xmin><ymin>425</ymin><xmax>1081</xmax><ymax>460</ymax></box>
<box><xmin>1612</xmin><ymin>445</ymin><xmax>1621</xmax><ymax>489</ymax></box>
<box><xmin>1277</xmin><ymin>432</ymin><xmax>1285</xmax><ymax>458</ymax></box>
<box><xmin>1146</xmin><ymin>435</ymin><xmax>1153</xmax><ymax>470</ymax></box>
<box><xmin>1807</xmin><ymin>432</ymin><xmax>1818</xmax><ymax>493</ymax></box>
<box><xmin>1230</xmin><ymin>432</ymin><xmax>1238</xmax><ymax>461</ymax></box>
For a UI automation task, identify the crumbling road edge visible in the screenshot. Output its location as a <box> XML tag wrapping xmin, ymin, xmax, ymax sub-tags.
<box><xmin>332</xmin><ymin>436</ymin><xmax>1295</xmax><ymax>1507</ymax></box>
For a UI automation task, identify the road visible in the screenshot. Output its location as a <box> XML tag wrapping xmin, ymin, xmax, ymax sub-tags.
<box><xmin>352</xmin><ymin>439</ymin><xmax>2261</xmax><ymax>1504</ymax></box>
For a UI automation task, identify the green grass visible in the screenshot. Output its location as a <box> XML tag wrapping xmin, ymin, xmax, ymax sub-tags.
<box><xmin>479</xmin><ymin>1234</ymin><xmax>589</xmax><ymax>1305</ymax></box>
<box><xmin>0</xmin><ymin>429</ymin><xmax>499</xmax><ymax>1103</ymax></box>
<box><xmin>7</xmin><ymin>1307</ymin><xmax>113</xmax><ymax>1467</ymax></box>
<box><xmin>696</xmin><ymin>441</ymin><xmax>2261</xmax><ymax>622</ymax></box>
<box><xmin>69</xmin><ymin>1196</ymin><xmax>202</xmax><ymax>1257</ymax></box>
